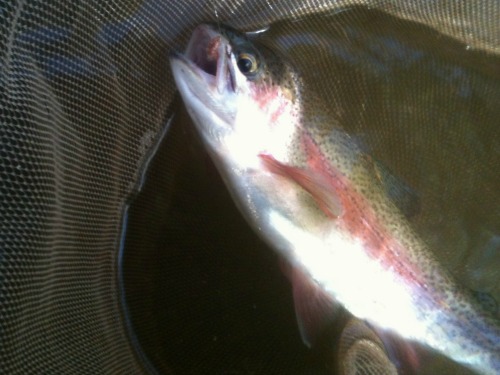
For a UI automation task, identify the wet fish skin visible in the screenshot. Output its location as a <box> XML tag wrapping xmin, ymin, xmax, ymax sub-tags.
<box><xmin>170</xmin><ymin>24</ymin><xmax>500</xmax><ymax>374</ymax></box>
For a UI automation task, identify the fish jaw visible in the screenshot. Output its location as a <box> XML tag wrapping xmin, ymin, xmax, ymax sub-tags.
<box><xmin>170</xmin><ymin>25</ymin><xmax>238</xmax><ymax>153</ymax></box>
<box><xmin>170</xmin><ymin>24</ymin><xmax>302</xmax><ymax>172</ymax></box>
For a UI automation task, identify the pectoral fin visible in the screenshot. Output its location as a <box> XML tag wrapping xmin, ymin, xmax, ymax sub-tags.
<box><xmin>259</xmin><ymin>154</ymin><xmax>342</xmax><ymax>218</ymax></box>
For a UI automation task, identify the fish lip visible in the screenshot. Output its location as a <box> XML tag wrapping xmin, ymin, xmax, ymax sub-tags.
<box><xmin>169</xmin><ymin>51</ymin><xmax>213</xmax><ymax>82</ymax></box>
<box><xmin>185</xmin><ymin>24</ymin><xmax>220</xmax><ymax>74</ymax></box>
<box><xmin>175</xmin><ymin>24</ymin><xmax>235</xmax><ymax>93</ymax></box>
<box><xmin>185</xmin><ymin>25</ymin><xmax>219</xmax><ymax>76</ymax></box>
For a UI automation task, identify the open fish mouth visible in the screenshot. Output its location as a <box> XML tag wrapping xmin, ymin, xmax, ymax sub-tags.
<box><xmin>174</xmin><ymin>24</ymin><xmax>236</xmax><ymax>93</ymax></box>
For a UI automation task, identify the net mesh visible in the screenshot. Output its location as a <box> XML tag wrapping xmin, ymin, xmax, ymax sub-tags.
<box><xmin>0</xmin><ymin>1</ymin><xmax>498</xmax><ymax>374</ymax></box>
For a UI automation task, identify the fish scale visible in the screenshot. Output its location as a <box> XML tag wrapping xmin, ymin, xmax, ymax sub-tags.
<box><xmin>170</xmin><ymin>23</ymin><xmax>500</xmax><ymax>374</ymax></box>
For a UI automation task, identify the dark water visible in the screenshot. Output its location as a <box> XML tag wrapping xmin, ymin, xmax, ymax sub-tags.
<box><xmin>119</xmin><ymin>7</ymin><xmax>499</xmax><ymax>374</ymax></box>
<box><xmin>119</xmin><ymin>103</ymin><xmax>316</xmax><ymax>374</ymax></box>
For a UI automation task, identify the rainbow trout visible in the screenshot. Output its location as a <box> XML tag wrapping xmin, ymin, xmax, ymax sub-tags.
<box><xmin>170</xmin><ymin>24</ymin><xmax>500</xmax><ymax>374</ymax></box>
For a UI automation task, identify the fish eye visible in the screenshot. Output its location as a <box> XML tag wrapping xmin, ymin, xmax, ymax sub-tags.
<box><xmin>236</xmin><ymin>52</ymin><xmax>258</xmax><ymax>75</ymax></box>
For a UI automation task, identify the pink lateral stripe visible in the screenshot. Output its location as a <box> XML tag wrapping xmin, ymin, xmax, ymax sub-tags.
<box><xmin>300</xmin><ymin>131</ymin><xmax>428</xmax><ymax>292</ymax></box>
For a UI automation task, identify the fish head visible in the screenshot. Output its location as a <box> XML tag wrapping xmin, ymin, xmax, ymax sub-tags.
<box><xmin>170</xmin><ymin>24</ymin><xmax>303</xmax><ymax>171</ymax></box>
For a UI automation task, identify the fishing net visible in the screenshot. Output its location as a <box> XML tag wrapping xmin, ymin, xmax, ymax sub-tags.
<box><xmin>1</xmin><ymin>0</ymin><xmax>498</xmax><ymax>374</ymax></box>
